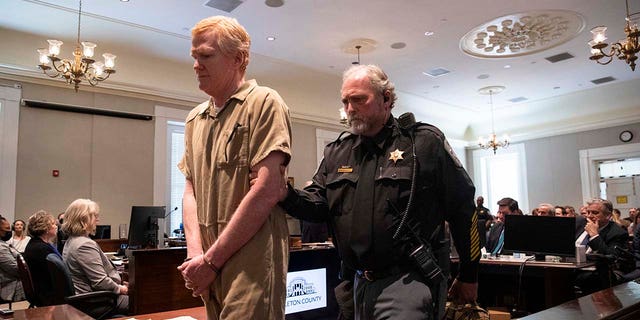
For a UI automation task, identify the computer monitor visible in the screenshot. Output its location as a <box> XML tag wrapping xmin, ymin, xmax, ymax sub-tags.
<box><xmin>91</xmin><ymin>225</ymin><xmax>111</xmax><ymax>239</ymax></box>
<box><xmin>127</xmin><ymin>206</ymin><xmax>165</xmax><ymax>249</ymax></box>
<box><xmin>502</xmin><ymin>215</ymin><xmax>576</xmax><ymax>260</ymax></box>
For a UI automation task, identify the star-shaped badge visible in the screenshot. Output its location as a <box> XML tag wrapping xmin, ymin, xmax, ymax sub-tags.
<box><xmin>389</xmin><ymin>149</ymin><xmax>404</xmax><ymax>164</ymax></box>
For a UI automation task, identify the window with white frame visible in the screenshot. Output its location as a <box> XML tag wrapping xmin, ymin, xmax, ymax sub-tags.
<box><xmin>472</xmin><ymin>143</ymin><xmax>529</xmax><ymax>215</ymax></box>
<box><xmin>153</xmin><ymin>106</ymin><xmax>188</xmax><ymax>237</ymax></box>
<box><xmin>167</xmin><ymin>121</ymin><xmax>185</xmax><ymax>234</ymax></box>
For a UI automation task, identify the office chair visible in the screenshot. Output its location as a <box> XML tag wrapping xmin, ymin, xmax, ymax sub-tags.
<box><xmin>15</xmin><ymin>253</ymin><xmax>36</xmax><ymax>308</ymax></box>
<box><xmin>45</xmin><ymin>253</ymin><xmax>118</xmax><ymax>320</ymax></box>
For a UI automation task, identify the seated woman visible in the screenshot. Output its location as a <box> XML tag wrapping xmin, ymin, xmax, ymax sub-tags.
<box><xmin>61</xmin><ymin>199</ymin><xmax>128</xmax><ymax>315</ymax></box>
<box><xmin>7</xmin><ymin>219</ymin><xmax>31</xmax><ymax>253</ymax></box>
<box><xmin>23</xmin><ymin>210</ymin><xmax>59</xmax><ymax>306</ymax></box>
<box><xmin>0</xmin><ymin>215</ymin><xmax>25</xmax><ymax>303</ymax></box>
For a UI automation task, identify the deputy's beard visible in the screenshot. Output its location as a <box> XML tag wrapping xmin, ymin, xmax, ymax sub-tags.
<box><xmin>348</xmin><ymin>117</ymin><xmax>369</xmax><ymax>135</ymax></box>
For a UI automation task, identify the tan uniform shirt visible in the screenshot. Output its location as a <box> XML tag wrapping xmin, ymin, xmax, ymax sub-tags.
<box><xmin>178</xmin><ymin>80</ymin><xmax>291</xmax><ymax>319</ymax></box>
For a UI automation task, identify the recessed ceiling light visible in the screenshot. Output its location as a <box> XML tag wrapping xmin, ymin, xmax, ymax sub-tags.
<box><xmin>503</xmin><ymin>64</ymin><xmax>511</xmax><ymax>69</ymax></box>
<box><xmin>120</xmin><ymin>0</ymin><xmax>130</xmax><ymax>2</ymax></box>
<box><xmin>477</xmin><ymin>74</ymin><xmax>490</xmax><ymax>79</ymax></box>
<box><xmin>266</xmin><ymin>36</ymin><xmax>276</xmax><ymax>41</ymax></box>
<box><xmin>265</xmin><ymin>0</ymin><xmax>284</xmax><ymax>7</ymax></box>
<box><xmin>424</xmin><ymin>31</ymin><xmax>435</xmax><ymax>36</ymax></box>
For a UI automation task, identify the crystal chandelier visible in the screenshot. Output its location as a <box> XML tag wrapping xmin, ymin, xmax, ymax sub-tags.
<box><xmin>37</xmin><ymin>0</ymin><xmax>116</xmax><ymax>92</ymax></box>
<box><xmin>477</xmin><ymin>86</ymin><xmax>509</xmax><ymax>154</ymax></box>
<box><xmin>588</xmin><ymin>0</ymin><xmax>639</xmax><ymax>71</ymax></box>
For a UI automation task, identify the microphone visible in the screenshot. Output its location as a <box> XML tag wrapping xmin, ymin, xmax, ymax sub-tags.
<box><xmin>164</xmin><ymin>207</ymin><xmax>180</xmax><ymax>219</ymax></box>
<box><xmin>397</xmin><ymin>112</ymin><xmax>416</xmax><ymax>130</ymax></box>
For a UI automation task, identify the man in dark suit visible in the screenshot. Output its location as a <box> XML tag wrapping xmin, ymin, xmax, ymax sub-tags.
<box><xmin>574</xmin><ymin>214</ymin><xmax>587</xmax><ymax>240</ymax></box>
<box><xmin>485</xmin><ymin>197</ymin><xmax>519</xmax><ymax>255</ymax></box>
<box><xmin>575</xmin><ymin>198</ymin><xmax>632</xmax><ymax>295</ymax></box>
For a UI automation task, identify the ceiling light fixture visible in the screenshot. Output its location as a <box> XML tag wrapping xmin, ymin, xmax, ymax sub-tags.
<box><xmin>461</xmin><ymin>10</ymin><xmax>584</xmax><ymax>58</ymax></box>
<box><xmin>588</xmin><ymin>0</ymin><xmax>639</xmax><ymax>71</ymax></box>
<box><xmin>339</xmin><ymin>107</ymin><xmax>348</xmax><ymax>127</ymax></box>
<box><xmin>352</xmin><ymin>45</ymin><xmax>362</xmax><ymax>65</ymax></box>
<box><xmin>265</xmin><ymin>0</ymin><xmax>284</xmax><ymax>7</ymax></box>
<box><xmin>36</xmin><ymin>0</ymin><xmax>116</xmax><ymax>92</ymax></box>
<box><xmin>338</xmin><ymin>45</ymin><xmax>365</xmax><ymax>125</ymax></box>
<box><xmin>477</xmin><ymin>86</ymin><xmax>509</xmax><ymax>154</ymax></box>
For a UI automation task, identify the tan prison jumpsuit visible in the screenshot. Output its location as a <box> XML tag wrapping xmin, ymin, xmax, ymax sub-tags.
<box><xmin>178</xmin><ymin>80</ymin><xmax>291</xmax><ymax>319</ymax></box>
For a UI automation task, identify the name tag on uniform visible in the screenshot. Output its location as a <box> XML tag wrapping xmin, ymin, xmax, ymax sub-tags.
<box><xmin>337</xmin><ymin>166</ymin><xmax>353</xmax><ymax>173</ymax></box>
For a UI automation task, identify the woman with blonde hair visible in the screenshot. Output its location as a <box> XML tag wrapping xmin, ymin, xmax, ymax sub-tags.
<box><xmin>62</xmin><ymin>199</ymin><xmax>128</xmax><ymax>315</ymax></box>
<box><xmin>23</xmin><ymin>210</ymin><xmax>59</xmax><ymax>306</ymax></box>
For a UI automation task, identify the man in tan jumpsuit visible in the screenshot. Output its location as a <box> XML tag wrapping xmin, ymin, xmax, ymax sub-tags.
<box><xmin>177</xmin><ymin>16</ymin><xmax>292</xmax><ymax>319</ymax></box>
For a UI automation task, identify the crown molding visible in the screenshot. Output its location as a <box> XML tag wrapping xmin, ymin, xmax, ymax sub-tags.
<box><xmin>465</xmin><ymin>113</ymin><xmax>640</xmax><ymax>149</ymax></box>
<box><xmin>3</xmin><ymin>63</ymin><xmax>636</xmax><ymax>142</ymax></box>
<box><xmin>0</xmin><ymin>64</ymin><xmax>345</xmax><ymax>129</ymax></box>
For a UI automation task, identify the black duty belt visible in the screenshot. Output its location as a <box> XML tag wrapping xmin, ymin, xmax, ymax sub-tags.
<box><xmin>356</xmin><ymin>264</ymin><xmax>412</xmax><ymax>282</ymax></box>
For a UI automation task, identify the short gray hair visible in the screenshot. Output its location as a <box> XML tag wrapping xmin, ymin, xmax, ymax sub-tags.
<box><xmin>587</xmin><ymin>198</ymin><xmax>613</xmax><ymax>215</ymax></box>
<box><xmin>343</xmin><ymin>64</ymin><xmax>397</xmax><ymax>108</ymax></box>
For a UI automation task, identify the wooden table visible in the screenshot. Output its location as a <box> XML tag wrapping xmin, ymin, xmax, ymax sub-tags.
<box><xmin>127</xmin><ymin>247</ymin><xmax>203</xmax><ymax>315</ymax></box>
<box><xmin>113</xmin><ymin>306</ymin><xmax>206</xmax><ymax>319</ymax></box>
<box><xmin>126</xmin><ymin>246</ymin><xmax>340</xmax><ymax>318</ymax></box>
<box><xmin>452</xmin><ymin>256</ymin><xmax>595</xmax><ymax>313</ymax></box>
<box><xmin>521</xmin><ymin>280</ymin><xmax>640</xmax><ymax>319</ymax></box>
<box><xmin>1</xmin><ymin>304</ymin><xmax>93</xmax><ymax>320</ymax></box>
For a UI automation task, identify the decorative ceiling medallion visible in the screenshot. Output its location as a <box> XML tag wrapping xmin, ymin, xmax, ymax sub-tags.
<box><xmin>460</xmin><ymin>10</ymin><xmax>585</xmax><ymax>58</ymax></box>
<box><xmin>341</xmin><ymin>38</ymin><xmax>377</xmax><ymax>54</ymax></box>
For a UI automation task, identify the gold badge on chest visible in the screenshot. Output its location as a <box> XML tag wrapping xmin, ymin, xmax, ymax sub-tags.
<box><xmin>389</xmin><ymin>149</ymin><xmax>404</xmax><ymax>164</ymax></box>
